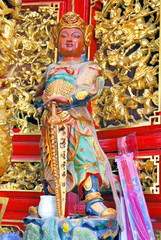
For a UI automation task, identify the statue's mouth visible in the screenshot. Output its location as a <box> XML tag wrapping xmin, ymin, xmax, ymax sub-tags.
<box><xmin>66</xmin><ymin>43</ymin><xmax>73</xmax><ymax>47</ymax></box>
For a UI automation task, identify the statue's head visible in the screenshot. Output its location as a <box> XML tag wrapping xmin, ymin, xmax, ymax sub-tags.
<box><xmin>53</xmin><ymin>12</ymin><xmax>93</xmax><ymax>48</ymax></box>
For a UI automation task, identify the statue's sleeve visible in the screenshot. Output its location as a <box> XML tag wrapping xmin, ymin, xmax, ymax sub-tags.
<box><xmin>67</xmin><ymin>62</ymin><xmax>104</xmax><ymax>107</ymax></box>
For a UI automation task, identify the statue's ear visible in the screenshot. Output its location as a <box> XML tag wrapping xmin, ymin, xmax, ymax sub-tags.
<box><xmin>85</xmin><ymin>25</ymin><xmax>93</xmax><ymax>47</ymax></box>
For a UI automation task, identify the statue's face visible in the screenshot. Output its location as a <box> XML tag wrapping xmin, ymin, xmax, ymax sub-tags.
<box><xmin>58</xmin><ymin>28</ymin><xmax>86</xmax><ymax>59</ymax></box>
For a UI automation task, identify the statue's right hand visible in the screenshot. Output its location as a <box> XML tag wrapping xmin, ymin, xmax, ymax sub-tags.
<box><xmin>44</xmin><ymin>95</ymin><xmax>68</xmax><ymax>106</ymax></box>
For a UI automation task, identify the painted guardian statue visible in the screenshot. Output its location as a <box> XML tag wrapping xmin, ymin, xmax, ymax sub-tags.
<box><xmin>35</xmin><ymin>12</ymin><xmax>122</xmax><ymax>229</ymax></box>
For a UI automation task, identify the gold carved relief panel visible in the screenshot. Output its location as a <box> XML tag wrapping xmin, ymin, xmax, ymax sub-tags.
<box><xmin>91</xmin><ymin>0</ymin><xmax>160</xmax><ymax>129</ymax></box>
<box><xmin>0</xmin><ymin>1</ymin><xmax>60</xmax><ymax>182</ymax></box>
<box><xmin>12</xmin><ymin>2</ymin><xmax>59</xmax><ymax>133</ymax></box>
<box><xmin>0</xmin><ymin>159</ymin><xmax>43</xmax><ymax>192</ymax></box>
<box><xmin>108</xmin><ymin>155</ymin><xmax>160</xmax><ymax>194</ymax></box>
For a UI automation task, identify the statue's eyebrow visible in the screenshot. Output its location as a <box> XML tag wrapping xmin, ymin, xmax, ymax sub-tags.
<box><xmin>71</xmin><ymin>31</ymin><xmax>81</xmax><ymax>35</ymax></box>
<box><xmin>60</xmin><ymin>30</ymin><xmax>68</xmax><ymax>34</ymax></box>
<box><xmin>60</xmin><ymin>30</ymin><xmax>81</xmax><ymax>35</ymax></box>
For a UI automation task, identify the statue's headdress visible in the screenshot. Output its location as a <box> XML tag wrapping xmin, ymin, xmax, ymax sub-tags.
<box><xmin>53</xmin><ymin>12</ymin><xmax>93</xmax><ymax>47</ymax></box>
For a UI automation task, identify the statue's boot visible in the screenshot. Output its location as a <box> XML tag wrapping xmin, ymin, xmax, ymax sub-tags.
<box><xmin>83</xmin><ymin>175</ymin><xmax>117</xmax><ymax>217</ymax></box>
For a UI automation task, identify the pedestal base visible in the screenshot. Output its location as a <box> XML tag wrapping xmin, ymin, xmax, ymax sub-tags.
<box><xmin>23</xmin><ymin>216</ymin><xmax>119</xmax><ymax>240</ymax></box>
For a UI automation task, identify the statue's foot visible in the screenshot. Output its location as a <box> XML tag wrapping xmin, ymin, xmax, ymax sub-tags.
<box><xmin>83</xmin><ymin>175</ymin><xmax>117</xmax><ymax>219</ymax></box>
<box><xmin>86</xmin><ymin>200</ymin><xmax>117</xmax><ymax>219</ymax></box>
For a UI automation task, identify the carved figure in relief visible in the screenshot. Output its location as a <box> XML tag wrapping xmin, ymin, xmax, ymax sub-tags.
<box><xmin>128</xmin><ymin>65</ymin><xmax>158</xmax><ymax>93</ymax></box>
<box><xmin>35</xmin><ymin>12</ymin><xmax>122</xmax><ymax>228</ymax></box>
<box><xmin>128</xmin><ymin>87</ymin><xmax>158</xmax><ymax>121</ymax></box>
<box><xmin>105</xmin><ymin>84</ymin><xmax>137</xmax><ymax>125</ymax></box>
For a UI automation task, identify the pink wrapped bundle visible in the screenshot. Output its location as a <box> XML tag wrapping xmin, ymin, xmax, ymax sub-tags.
<box><xmin>116</xmin><ymin>136</ymin><xmax>155</xmax><ymax>240</ymax></box>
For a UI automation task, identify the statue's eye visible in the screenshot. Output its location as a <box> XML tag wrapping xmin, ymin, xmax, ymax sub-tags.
<box><xmin>61</xmin><ymin>34</ymin><xmax>67</xmax><ymax>38</ymax></box>
<box><xmin>73</xmin><ymin>34</ymin><xmax>80</xmax><ymax>38</ymax></box>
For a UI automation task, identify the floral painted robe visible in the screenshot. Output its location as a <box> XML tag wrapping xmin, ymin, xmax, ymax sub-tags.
<box><xmin>35</xmin><ymin>59</ymin><xmax>122</xmax><ymax>228</ymax></box>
